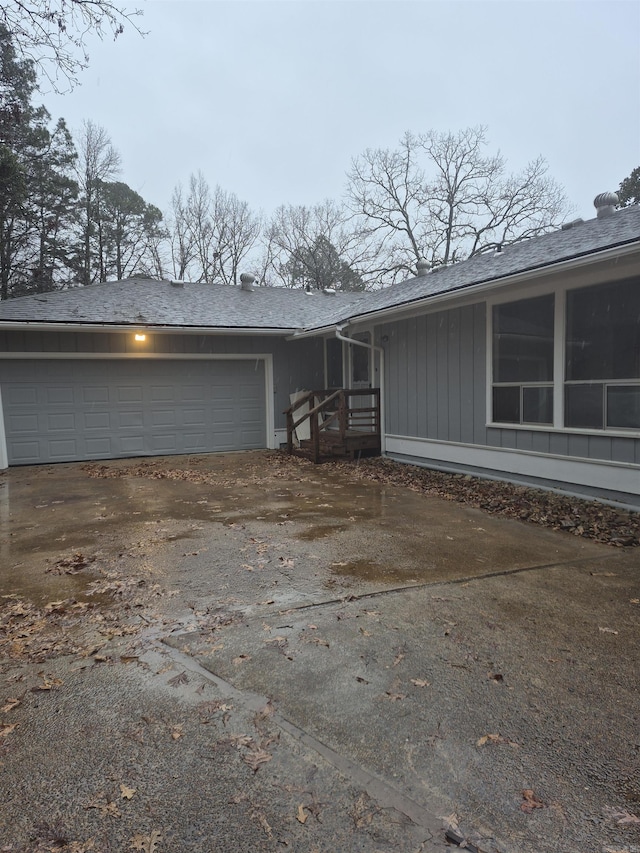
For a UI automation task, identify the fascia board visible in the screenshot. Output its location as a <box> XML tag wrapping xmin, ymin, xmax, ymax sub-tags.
<box><xmin>0</xmin><ymin>322</ymin><xmax>297</xmax><ymax>335</ymax></box>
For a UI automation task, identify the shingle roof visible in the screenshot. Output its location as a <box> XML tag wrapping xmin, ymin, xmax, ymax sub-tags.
<box><xmin>0</xmin><ymin>278</ymin><xmax>365</xmax><ymax>331</ymax></box>
<box><xmin>309</xmin><ymin>203</ymin><xmax>640</xmax><ymax>329</ymax></box>
<box><xmin>0</xmin><ymin>205</ymin><xmax>638</xmax><ymax>333</ymax></box>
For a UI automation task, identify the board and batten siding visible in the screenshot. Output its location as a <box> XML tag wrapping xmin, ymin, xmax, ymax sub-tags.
<box><xmin>378</xmin><ymin>302</ymin><xmax>487</xmax><ymax>447</ymax></box>
<box><xmin>375</xmin><ymin>301</ymin><xmax>640</xmax><ymax>498</ymax></box>
<box><xmin>0</xmin><ymin>330</ymin><xmax>324</xmax><ymax>432</ymax></box>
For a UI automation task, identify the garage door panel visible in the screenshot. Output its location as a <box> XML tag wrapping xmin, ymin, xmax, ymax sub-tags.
<box><xmin>85</xmin><ymin>412</ymin><xmax>111</xmax><ymax>429</ymax></box>
<box><xmin>49</xmin><ymin>438</ymin><xmax>78</xmax><ymax>458</ymax></box>
<box><xmin>47</xmin><ymin>386</ymin><xmax>74</xmax><ymax>405</ymax></box>
<box><xmin>47</xmin><ymin>412</ymin><xmax>76</xmax><ymax>431</ymax></box>
<box><xmin>183</xmin><ymin>408</ymin><xmax>206</xmax><ymax>426</ymax></box>
<box><xmin>11</xmin><ymin>440</ymin><xmax>41</xmax><ymax>463</ymax></box>
<box><xmin>151</xmin><ymin>385</ymin><xmax>175</xmax><ymax>402</ymax></box>
<box><xmin>120</xmin><ymin>435</ymin><xmax>145</xmax><ymax>454</ymax></box>
<box><xmin>83</xmin><ymin>387</ymin><xmax>109</xmax><ymax>404</ymax></box>
<box><xmin>117</xmin><ymin>386</ymin><xmax>144</xmax><ymax>403</ymax></box>
<box><xmin>86</xmin><ymin>437</ymin><xmax>112</xmax><ymax>455</ymax></box>
<box><xmin>6</xmin><ymin>386</ymin><xmax>38</xmax><ymax>405</ymax></box>
<box><xmin>0</xmin><ymin>358</ymin><xmax>267</xmax><ymax>464</ymax></box>
<box><xmin>9</xmin><ymin>413</ymin><xmax>39</xmax><ymax>432</ymax></box>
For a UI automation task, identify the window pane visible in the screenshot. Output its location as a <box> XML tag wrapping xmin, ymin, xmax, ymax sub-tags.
<box><xmin>493</xmin><ymin>294</ymin><xmax>554</xmax><ymax>382</ymax></box>
<box><xmin>493</xmin><ymin>386</ymin><xmax>520</xmax><ymax>423</ymax></box>
<box><xmin>566</xmin><ymin>278</ymin><xmax>640</xmax><ymax>381</ymax></box>
<box><xmin>522</xmin><ymin>386</ymin><xmax>553</xmax><ymax>424</ymax></box>
<box><xmin>565</xmin><ymin>384</ymin><xmax>603</xmax><ymax>429</ymax></box>
<box><xmin>607</xmin><ymin>385</ymin><xmax>640</xmax><ymax>429</ymax></box>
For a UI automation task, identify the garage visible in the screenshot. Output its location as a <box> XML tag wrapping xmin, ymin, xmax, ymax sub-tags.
<box><xmin>0</xmin><ymin>357</ymin><xmax>267</xmax><ymax>465</ymax></box>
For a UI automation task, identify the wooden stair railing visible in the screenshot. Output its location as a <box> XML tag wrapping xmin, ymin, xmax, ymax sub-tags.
<box><xmin>284</xmin><ymin>389</ymin><xmax>380</xmax><ymax>463</ymax></box>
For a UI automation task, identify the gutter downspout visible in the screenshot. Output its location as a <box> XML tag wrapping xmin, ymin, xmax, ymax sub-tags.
<box><xmin>334</xmin><ymin>326</ymin><xmax>386</xmax><ymax>455</ymax></box>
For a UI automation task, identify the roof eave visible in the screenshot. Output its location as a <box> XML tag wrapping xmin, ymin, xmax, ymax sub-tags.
<box><xmin>0</xmin><ymin>321</ymin><xmax>299</xmax><ymax>335</ymax></box>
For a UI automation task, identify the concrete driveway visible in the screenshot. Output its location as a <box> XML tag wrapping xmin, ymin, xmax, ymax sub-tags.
<box><xmin>0</xmin><ymin>452</ymin><xmax>638</xmax><ymax>853</ymax></box>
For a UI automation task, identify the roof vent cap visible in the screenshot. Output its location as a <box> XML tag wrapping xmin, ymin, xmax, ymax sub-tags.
<box><xmin>594</xmin><ymin>191</ymin><xmax>619</xmax><ymax>218</ymax></box>
<box><xmin>561</xmin><ymin>218</ymin><xmax>585</xmax><ymax>231</ymax></box>
<box><xmin>170</xmin><ymin>279</ymin><xmax>185</xmax><ymax>288</ymax></box>
<box><xmin>416</xmin><ymin>258</ymin><xmax>430</xmax><ymax>277</ymax></box>
<box><xmin>323</xmin><ymin>287</ymin><xmax>336</xmax><ymax>296</ymax></box>
<box><xmin>240</xmin><ymin>272</ymin><xmax>256</xmax><ymax>292</ymax></box>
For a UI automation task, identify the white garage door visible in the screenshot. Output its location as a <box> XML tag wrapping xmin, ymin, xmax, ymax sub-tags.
<box><xmin>0</xmin><ymin>358</ymin><xmax>267</xmax><ymax>465</ymax></box>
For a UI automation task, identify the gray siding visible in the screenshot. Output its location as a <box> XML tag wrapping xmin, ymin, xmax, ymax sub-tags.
<box><xmin>378</xmin><ymin>302</ymin><xmax>487</xmax><ymax>446</ymax></box>
<box><xmin>0</xmin><ymin>330</ymin><xmax>324</xmax><ymax>430</ymax></box>
<box><xmin>377</xmin><ymin>302</ymin><xmax>640</xmax><ymax>467</ymax></box>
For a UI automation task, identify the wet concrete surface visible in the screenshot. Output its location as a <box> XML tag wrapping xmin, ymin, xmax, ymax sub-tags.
<box><xmin>0</xmin><ymin>452</ymin><xmax>639</xmax><ymax>853</ymax></box>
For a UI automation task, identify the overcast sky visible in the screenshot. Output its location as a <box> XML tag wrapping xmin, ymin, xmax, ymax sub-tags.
<box><xmin>41</xmin><ymin>0</ymin><xmax>640</xmax><ymax>223</ymax></box>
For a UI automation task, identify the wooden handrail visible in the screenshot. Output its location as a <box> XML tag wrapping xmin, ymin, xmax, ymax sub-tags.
<box><xmin>285</xmin><ymin>388</ymin><xmax>380</xmax><ymax>462</ymax></box>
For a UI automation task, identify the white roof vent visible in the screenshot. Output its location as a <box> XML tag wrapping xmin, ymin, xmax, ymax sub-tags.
<box><xmin>594</xmin><ymin>192</ymin><xmax>619</xmax><ymax>219</ymax></box>
<box><xmin>323</xmin><ymin>288</ymin><xmax>336</xmax><ymax>296</ymax></box>
<box><xmin>240</xmin><ymin>273</ymin><xmax>256</xmax><ymax>292</ymax></box>
<box><xmin>170</xmin><ymin>279</ymin><xmax>185</xmax><ymax>288</ymax></box>
<box><xmin>416</xmin><ymin>259</ymin><xmax>429</xmax><ymax>276</ymax></box>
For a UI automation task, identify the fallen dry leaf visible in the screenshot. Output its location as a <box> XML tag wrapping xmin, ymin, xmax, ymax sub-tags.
<box><xmin>232</xmin><ymin>654</ymin><xmax>251</xmax><ymax>665</ymax></box>
<box><xmin>603</xmin><ymin>806</ymin><xmax>640</xmax><ymax>826</ymax></box>
<box><xmin>86</xmin><ymin>797</ymin><xmax>121</xmax><ymax>818</ymax></box>
<box><xmin>130</xmin><ymin>830</ymin><xmax>162</xmax><ymax>852</ymax></box>
<box><xmin>350</xmin><ymin>793</ymin><xmax>376</xmax><ymax>828</ymax></box>
<box><xmin>477</xmin><ymin>733</ymin><xmax>518</xmax><ymax>748</ymax></box>
<box><xmin>167</xmin><ymin>671</ymin><xmax>189</xmax><ymax>687</ymax></box>
<box><xmin>32</xmin><ymin>673</ymin><xmax>64</xmax><ymax>691</ymax></box>
<box><xmin>0</xmin><ymin>723</ymin><xmax>18</xmax><ymax>737</ymax></box>
<box><xmin>253</xmin><ymin>811</ymin><xmax>273</xmax><ymax>838</ymax></box>
<box><xmin>599</xmin><ymin>626</ymin><xmax>619</xmax><ymax>635</ymax></box>
<box><xmin>410</xmin><ymin>678</ymin><xmax>430</xmax><ymax>687</ymax></box>
<box><xmin>521</xmin><ymin>789</ymin><xmax>545</xmax><ymax>813</ymax></box>
<box><xmin>296</xmin><ymin>804</ymin><xmax>308</xmax><ymax>824</ymax></box>
<box><xmin>120</xmin><ymin>784</ymin><xmax>136</xmax><ymax>800</ymax></box>
<box><xmin>243</xmin><ymin>747</ymin><xmax>273</xmax><ymax>772</ymax></box>
<box><xmin>170</xmin><ymin>725</ymin><xmax>184</xmax><ymax>741</ymax></box>
<box><xmin>384</xmin><ymin>691</ymin><xmax>406</xmax><ymax>702</ymax></box>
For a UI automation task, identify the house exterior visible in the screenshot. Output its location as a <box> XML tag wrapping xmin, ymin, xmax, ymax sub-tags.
<box><xmin>1</xmin><ymin>196</ymin><xmax>639</xmax><ymax>505</ymax></box>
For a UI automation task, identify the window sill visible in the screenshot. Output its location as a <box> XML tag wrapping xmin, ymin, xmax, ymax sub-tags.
<box><xmin>487</xmin><ymin>422</ymin><xmax>640</xmax><ymax>439</ymax></box>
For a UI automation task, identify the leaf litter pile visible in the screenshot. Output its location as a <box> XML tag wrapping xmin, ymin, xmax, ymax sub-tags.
<box><xmin>0</xmin><ymin>556</ymin><xmax>160</xmax><ymax>666</ymax></box>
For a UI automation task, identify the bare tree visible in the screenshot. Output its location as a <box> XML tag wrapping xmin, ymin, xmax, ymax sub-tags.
<box><xmin>347</xmin><ymin>126</ymin><xmax>569</xmax><ymax>283</ymax></box>
<box><xmin>1</xmin><ymin>0</ymin><xmax>144</xmax><ymax>91</ymax></box>
<box><xmin>167</xmin><ymin>173</ymin><xmax>260</xmax><ymax>285</ymax></box>
<box><xmin>74</xmin><ymin>119</ymin><xmax>120</xmax><ymax>284</ymax></box>
<box><xmin>261</xmin><ymin>200</ymin><xmax>373</xmax><ymax>290</ymax></box>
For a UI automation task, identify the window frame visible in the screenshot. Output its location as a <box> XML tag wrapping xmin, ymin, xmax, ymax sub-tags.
<box><xmin>487</xmin><ymin>276</ymin><xmax>640</xmax><ymax>436</ymax></box>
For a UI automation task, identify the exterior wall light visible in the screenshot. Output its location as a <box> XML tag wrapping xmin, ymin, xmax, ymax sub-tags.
<box><xmin>134</xmin><ymin>333</ymin><xmax>147</xmax><ymax>342</ymax></box>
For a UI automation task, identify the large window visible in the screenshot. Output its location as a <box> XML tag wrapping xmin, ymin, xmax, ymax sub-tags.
<box><xmin>492</xmin><ymin>294</ymin><xmax>554</xmax><ymax>425</ymax></box>
<box><xmin>565</xmin><ymin>279</ymin><xmax>640</xmax><ymax>430</ymax></box>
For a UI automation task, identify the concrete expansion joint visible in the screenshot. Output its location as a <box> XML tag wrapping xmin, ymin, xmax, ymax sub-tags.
<box><xmin>236</xmin><ymin>552</ymin><xmax>625</xmax><ymax>619</ymax></box>
<box><xmin>160</xmin><ymin>640</ymin><xmax>447</xmax><ymax>850</ymax></box>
